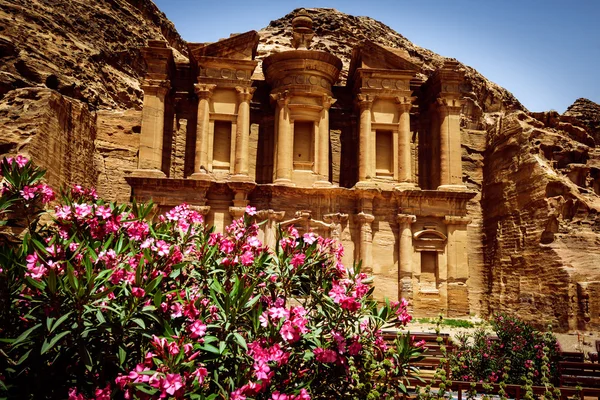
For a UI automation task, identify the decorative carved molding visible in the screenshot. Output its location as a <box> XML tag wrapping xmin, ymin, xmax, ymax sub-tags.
<box><xmin>270</xmin><ymin>91</ymin><xmax>290</xmax><ymax>107</ymax></box>
<box><xmin>198</xmin><ymin>67</ymin><xmax>252</xmax><ymax>81</ymax></box>
<box><xmin>397</xmin><ymin>214</ymin><xmax>417</xmax><ymax>225</ymax></box>
<box><xmin>141</xmin><ymin>79</ymin><xmax>170</xmax><ymax>97</ymax></box>
<box><xmin>444</xmin><ymin>215</ymin><xmax>471</xmax><ymax>225</ymax></box>
<box><xmin>357</xmin><ymin>94</ymin><xmax>374</xmax><ymax>110</ymax></box>
<box><xmin>235</xmin><ymin>86</ymin><xmax>256</xmax><ymax>102</ymax></box>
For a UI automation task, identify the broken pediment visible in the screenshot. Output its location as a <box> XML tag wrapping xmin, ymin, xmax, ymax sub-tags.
<box><xmin>349</xmin><ymin>40</ymin><xmax>421</xmax><ymax>79</ymax></box>
<box><xmin>188</xmin><ymin>30</ymin><xmax>260</xmax><ymax>61</ymax></box>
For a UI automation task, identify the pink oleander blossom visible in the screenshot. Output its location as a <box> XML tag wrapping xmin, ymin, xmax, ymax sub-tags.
<box><xmin>290</xmin><ymin>253</ymin><xmax>306</xmax><ymax>268</ymax></box>
<box><xmin>189</xmin><ymin>320</ymin><xmax>207</xmax><ymax>338</ymax></box>
<box><xmin>162</xmin><ymin>373</ymin><xmax>183</xmax><ymax>396</ymax></box>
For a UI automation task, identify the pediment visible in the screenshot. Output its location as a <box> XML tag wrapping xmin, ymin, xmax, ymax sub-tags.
<box><xmin>188</xmin><ymin>30</ymin><xmax>260</xmax><ymax>61</ymax></box>
<box><xmin>349</xmin><ymin>40</ymin><xmax>421</xmax><ymax>78</ymax></box>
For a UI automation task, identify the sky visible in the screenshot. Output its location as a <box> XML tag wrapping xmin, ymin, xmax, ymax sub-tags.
<box><xmin>152</xmin><ymin>0</ymin><xmax>600</xmax><ymax>113</ymax></box>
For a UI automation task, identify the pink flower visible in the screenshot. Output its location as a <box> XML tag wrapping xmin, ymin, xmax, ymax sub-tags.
<box><xmin>231</xmin><ymin>389</ymin><xmax>246</xmax><ymax>400</ymax></box>
<box><xmin>189</xmin><ymin>320</ymin><xmax>207</xmax><ymax>338</ymax></box>
<box><xmin>254</xmin><ymin>361</ymin><xmax>270</xmax><ymax>380</ymax></box>
<box><xmin>240</xmin><ymin>250</ymin><xmax>254</xmax><ymax>266</ymax></box>
<box><xmin>154</xmin><ymin>240</ymin><xmax>170</xmax><ymax>256</ymax></box>
<box><xmin>168</xmin><ymin>341</ymin><xmax>180</xmax><ymax>355</ymax></box>
<box><xmin>314</xmin><ymin>348</ymin><xmax>337</xmax><ymax>363</ymax></box>
<box><xmin>245</xmin><ymin>205</ymin><xmax>257</xmax><ymax>216</ymax></box>
<box><xmin>280</xmin><ymin>320</ymin><xmax>300</xmax><ymax>342</ymax></box>
<box><xmin>162</xmin><ymin>373</ymin><xmax>183</xmax><ymax>395</ymax></box>
<box><xmin>219</xmin><ymin>238</ymin><xmax>235</xmax><ymax>254</ymax></box>
<box><xmin>290</xmin><ymin>253</ymin><xmax>306</xmax><ymax>268</ymax></box>
<box><xmin>94</xmin><ymin>385</ymin><xmax>111</xmax><ymax>400</ymax></box>
<box><xmin>268</xmin><ymin>307</ymin><xmax>290</xmax><ymax>320</ymax></box>
<box><xmin>303</xmin><ymin>232</ymin><xmax>317</xmax><ymax>245</ymax></box>
<box><xmin>14</xmin><ymin>155</ymin><xmax>29</xmax><ymax>168</ymax></box>
<box><xmin>131</xmin><ymin>287</ymin><xmax>145</xmax><ymax>298</ymax></box>
<box><xmin>259</xmin><ymin>312</ymin><xmax>269</xmax><ymax>327</ymax></box>
<box><xmin>295</xmin><ymin>388</ymin><xmax>311</xmax><ymax>400</ymax></box>
<box><xmin>38</xmin><ymin>184</ymin><xmax>54</xmax><ymax>203</ymax></box>
<box><xmin>348</xmin><ymin>339</ymin><xmax>362</xmax><ymax>356</ymax></box>
<box><xmin>20</xmin><ymin>186</ymin><xmax>36</xmax><ymax>200</ymax></box>
<box><xmin>272</xmin><ymin>392</ymin><xmax>289</xmax><ymax>400</ymax></box>
<box><xmin>68</xmin><ymin>388</ymin><xmax>85</xmax><ymax>400</ymax></box>
<box><xmin>192</xmin><ymin>367</ymin><xmax>208</xmax><ymax>384</ymax></box>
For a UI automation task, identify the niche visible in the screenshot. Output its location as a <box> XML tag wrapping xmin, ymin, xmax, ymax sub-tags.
<box><xmin>420</xmin><ymin>251</ymin><xmax>439</xmax><ymax>291</ymax></box>
<box><xmin>213</xmin><ymin>120</ymin><xmax>232</xmax><ymax>172</ymax></box>
<box><xmin>376</xmin><ymin>130</ymin><xmax>393</xmax><ymax>177</ymax></box>
<box><xmin>293</xmin><ymin>121</ymin><xmax>314</xmax><ymax>171</ymax></box>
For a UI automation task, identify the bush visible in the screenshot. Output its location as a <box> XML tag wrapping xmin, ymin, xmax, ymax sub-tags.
<box><xmin>0</xmin><ymin>156</ymin><xmax>424</xmax><ymax>399</ymax></box>
<box><xmin>449</xmin><ymin>313</ymin><xmax>560</xmax><ymax>385</ymax></box>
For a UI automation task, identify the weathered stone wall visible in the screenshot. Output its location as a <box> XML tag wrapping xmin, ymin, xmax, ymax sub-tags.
<box><xmin>0</xmin><ymin>88</ymin><xmax>97</xmax><ymax>189</ymax></box>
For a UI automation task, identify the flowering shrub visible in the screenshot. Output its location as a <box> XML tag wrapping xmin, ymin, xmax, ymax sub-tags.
<box><xmin>0</xmin><ymin>156</ymin><xmax>423</xmax><ymax>399</ymax></box>
<box><xmin>449</xmin><ymin>313</ymin><xmax>560</xmax><ymax>385</ymax></box>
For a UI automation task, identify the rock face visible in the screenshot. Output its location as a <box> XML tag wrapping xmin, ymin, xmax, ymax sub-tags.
<box><xmin>564</xmin><ymin>98</ymin><xmax>600</xmax><ymax>144</ymax></box>
<box><xmin>0</xmin><ymin>3</ymin><xmax>599</xmax><ymax>331</ymax></box>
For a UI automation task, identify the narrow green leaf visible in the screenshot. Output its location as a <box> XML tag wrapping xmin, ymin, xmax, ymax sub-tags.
<box><xmin>233</xmin><ymin>332</ymin><xmax>247</xmax><ymax>351</ymax></box>
<box><xmin>118</xmin><ymin>346</ymin><xmax>126</xmax><ymax>366</ymax></box>
<box><xmin>131</xmin><ymin>318</ymin><xmax>146</xmax><ymax>329</ymax></box>
<box><xmin>50</xmin><ymin>311</ymin><xmax>73</xmax><ymax>333</ymax></box>
<box><xmin>40</xmin><ymin>330</ymin><xmax>71</xmax><ymax>354</ymax></box>
<box><xmin>11</xmin><ymin>323</ymin><xmax>42</xmax><ymax>347</ymax></box>
<box><xmin>15</xmin><ymin>349</ymin><xmax>32</xmax><ymax>365</ymax></box>
<box><xmin>199</xmin><ymin>344</ymin><xmax>220</xmax><ymax>354</ymax></box>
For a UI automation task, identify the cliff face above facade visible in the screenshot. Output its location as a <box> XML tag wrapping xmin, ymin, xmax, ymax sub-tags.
<box><xmin>0</xmin><ymin>3</ymin><xmax>600</xmax><ymax>330</ymax></box>
<box><xmin>0</xmin><ymin>0</ymin><xmax>186</xmax><ymax>109</ymax></box>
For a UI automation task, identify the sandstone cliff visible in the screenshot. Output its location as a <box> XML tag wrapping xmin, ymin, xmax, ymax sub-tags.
<box><xmin>0</xmin><ymin>3</ymin><xmax>599</xmax><ymax>330</ymax></box>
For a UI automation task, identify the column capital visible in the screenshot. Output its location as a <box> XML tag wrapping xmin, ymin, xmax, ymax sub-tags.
<box><xmin>397</xmin><ymin>214</ymin><xmax>417</xmax><ymax>225</ymax></box>
<box><xmin>357</xmin><ymin>94</ymin><xmax>374</xmax><ymax>110</ymax></box>
<box><xmin>270</xmin><ymin>91</ymin><xmax>290</xmax><ymax>107</ymax></box>
<box><xmin>356</xmin><ymin>212</ymin><xmax>375</xmax><ymax>224</ymax></box>
<box><xmin>395</xmin><ymin>96</ymin><xmax>416</xmax><ymax>111</ymax></box>
<box><xmin>444</xmin><ymin>215</ymin><xmax>471</xmax><ymax>226</ymax></box>
<box><xmin>189</xmin><ymin>205</ymin><xmax>211</xmax><ymax>216</ymax></box>
<box><xmin>436</xmin><ymin>97</ymin><xmax>464</xmax><ymax>113</ymax></box>
<box><xmin>322</xmin><ymin>95</ymin><xmax>337</xmax><ymax>110</ymax></box>
<box><xmin>257</xmin><ymin>209</ymin><xmax>286</xmax><ymax>222</ymax></box>
<box><xmin>141</xmin><ymin>79</ymin><xmax>170</xmax><ymax>97</ymax></box>
<box><xmin>194</xmin><ymin>83</ymin><xmax>217</xmax><ymax>99</ymax></box>
<box><xmin>323</xmin><ymin>212</ymin><xmax>348</xmax><ymax>224</ymax></box>
<box><xmin>229</xmin><ymin>206</ymin><xmax>246</xmax><ymax>219</ymax></box>
<box><xmin>235</xmin><ymin>86</ymin><xmax>256</xmax><ymax>102</ymax></box>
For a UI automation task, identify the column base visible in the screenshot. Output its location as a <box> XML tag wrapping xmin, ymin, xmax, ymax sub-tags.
<box><xmin>394</xmin><ymin>182</ymin><xmax>420</xmax><ymax>190</ymax></box>
<box><xmin>313</xmin><ymin>180</ymin><xmax>332</xmax><ymax>188</ymax></box>
<box><xmin>230</xmin><ymin>174</ymin><xmax>254</xmax><ymax>183</ymax></box>
<box><xmin>189</xmin><ymin>171</ymin><xmax>214</xmax><ymax>181</ymax></box>
<box><xmin>437</xmin><ymin>184</ymin><xmax>468</xmax><ymax>191</ymax></box>
<box><xmin>354</xmin><ymin>180</ymin><xmax>377</xmax><ymax>189</ymax></box>
<box><xmin>274</xmin><ymin>178</ymin><xmax>295</xmax><ymax>187</ymax></box>
<box><xmin>130</xmin><ymin>169</ymin><xmax>166</xmax><ymax>178</ymax></box>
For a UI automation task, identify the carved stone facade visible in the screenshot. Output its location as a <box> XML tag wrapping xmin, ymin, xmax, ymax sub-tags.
<box><xmin>128</xmin><ymin>10</ymin><xmax>476</xmax><ymax>316</ymax></box>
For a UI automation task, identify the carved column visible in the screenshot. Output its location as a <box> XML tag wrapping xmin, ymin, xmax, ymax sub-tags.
<box><xmin>357</xmin><ymin>94</ymin><xmax>373</xmax><ymax>183</ymax></box>
<box><xmin>315</xmin><ymin>95</ymin><xmax>336</xmax><ymax>186</ymax></box>
<box><xmin>272</xmin><ymin>92</ymin><xmax>293</xmax><ymax>185</ymax></box>
<box><xmin>192</xmin><ymin>84</ymin><xmax>216</xmax><ymax>178</ymax></box>
<box><xmin>397</xmin><ymin>97</ymin><xmax>416</xmax><ymax>187</ymax></box>
<box><xmin>444</xmin><ymin>215</ymin><xmax>471</xmax><ymax>316</ymax></box>
<box><xmin>397</xmin><ymin>214</ymin><xmax>416</xmax><ymax>302</ymax></box>
<box><xmin>356</xmin><ymin>212</ymin><xmax>375</xmax><ymax>272</ymax></box>
<box><xmin>257</xmin><ymin>210</ymin><xmax>285</xmax><ymax>249</ymax></box>
<box><xmin>437</xmin><ymin>98</ymin><xmax>465</xmax><ymax>190</ymax></box>
<box><xmin>135</xmin><ymin>79</ymin><xmax>170</xmax><ymax>177</ymax></box>
<box><xmin>234</xmin><ymin>86</ymin><xmax>256</xmax><ymax>177</ymax></box>
<box><xmin>324</xmin><ymin>213</ymin><xmax>348</xmax><ymax>242</ymax></box>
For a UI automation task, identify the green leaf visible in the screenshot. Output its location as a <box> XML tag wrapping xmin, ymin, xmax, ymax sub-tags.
<box><xmin>11</xmin><ymin>323</ymin><xmax>42</xmax><ymax>347</ymax></box>
<box><xmin>25</xmin><ymin>277</ymin><xmax>45</xmax><ymax>291</ymax></box>
<box><xmin>233</xmin><ymin>332</ymin><xmax>248</xmax><ymax>351</ymax></box>
<box><xmin>41</xmin><ymin>330</ymin><xmax>71</xmax><ymax>354</ymax></box>
<box><xmin>15</xmin><ymin>349</ymin><xmax>32</xmax><ymax>365</ymax></box>
<box><xmin>131</xmin><ymin>318</ymin><xmax>146</xmax><ymax>329</ymax></box>
<box><xmin>118</xmin><ymin>346</ymin><xmax>126</xmax><ymax>366</ymax></box>
<box><xmin>50</xmin><ymin>311</ymin><xmax>72</xmax><ymax>333</ymax></box>
<box><xmin>199</xmin><ymin>344</ymin><xmax>220</xmax><ymax>354</ymax></box>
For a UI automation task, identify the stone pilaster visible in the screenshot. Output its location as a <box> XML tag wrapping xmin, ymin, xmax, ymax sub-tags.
<box><xmin>257</xmin><ymin>209</ymin><xmax>286</xmax><ymax>249</ymax></box>
<box><xmin>191</xmin><ymin>83</ymin><xmax>216</xmax><ymax>179</ymax></box>
<box><xmin>356</xmin><ymin>212</ymin><xmax>375</xmax><ymax>272</ymax></box>
<box><xmin>133</xmin><ymin>79</ymin><xmax>170</xmax><ymax>177</ymax></box>
<box><xmin>396</xmin><ymin>96</ymin><xmax>417</xmax><ymax>188</ymax></box>
<box><xmin>272</xmin><ymin>92</ymin><xmax>294</xmax><ymax>186</ymax></box>
<box><xmin>437</xmin><ymin>97</ymin><xmax>466</xmax><ymax>190</ymax></box>
<box><xmin>444</xmin><ymin>215</ymin><xmax>471</xmax><ymax>316</ymax></box>
<box><xmin>397</xmin><ymin>213</ymin><xmax>416</xmax><ymax>304</ymax></box>
<box><xmin>234</xmin><ymin>86</ymin><xmax>256</xmax><ymax>178</ymax></box>
<box><xmin>314</xmin><ymin>95</ymin><xmax>336</xmax><ymax>187</ymax></box>
<box><xmin>357</xmin><ymin>94</ymin><xmax>373</xmax><ymax>183</ymax></box>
